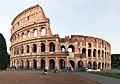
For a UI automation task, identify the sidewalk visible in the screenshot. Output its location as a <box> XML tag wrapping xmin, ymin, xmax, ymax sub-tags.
<box><xmin>75</xmin><ymin>72</ymin><xmax>120</xmax><ymax>84</ymax></box>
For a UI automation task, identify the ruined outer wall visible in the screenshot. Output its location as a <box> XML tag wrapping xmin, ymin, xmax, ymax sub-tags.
<box><xmin>61</xmin><ymin>35</ymin><xmax>111</xmax><ymax>70</ymax></box>
<box><xmin>10</xmin><ymin>4</ymin><xmax>111</xmax><ymax>70</ymax></box>
<box><xmin>10</xmin><ymin>4</ymin><xmax>60</xmax><ymax>69</ymax></box>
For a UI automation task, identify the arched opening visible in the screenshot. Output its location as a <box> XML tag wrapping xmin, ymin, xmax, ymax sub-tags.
<box><xmin>20</xmin><ymin>60</ymin><xmax>24</xmax><ymax>69</ymax></box>
<box><xmin>21</xmin><ymin>46</ymin><xmax>24</xmax><ymax>54</ymax></box>
<box><xmin>16</xmin><ymin>60</ymin><xmax>19</xmax><ymax>67</ymax></box>
<box><xmin>49</xmin><ymin>42</ymin><xmax>55</xmax><ymax>52</ymax></box>
<box><xmin>41</xmin><ymin>27</ymin><xmax>46</xmax><ymax>36</ymax></box>
<box><xmin>14</xmin><ymin>48</ymin><xmax>16</xmax><ymax>55</ymax></box>
<box><xmin>61</xmin><ymin>45</ymin><xmax>66</xmax><ymax>52</ymax></box>
<box><xmin>98</xmin><ymin>50</ymin><xmax>100</xmax><ymax>57</ymax></box>
<box><xmin>88</xmin><ymin>61</ymin><xmax>92</xmax><ymax>69</ymax></box>
<box><xmin>41</xmin><ymin>43</ymin><xmax>45</xmax><ymax>52</ymax></box>
<box><xmin>69</xmin><ymin>60</ymin><xmax>75</xmax><ymax>70</ymax></box>
<box><xmin>59</xmin><ymin>59</ymin><xmax>65</xmax><ymax>69</ymax></box>
<box><xmin>68</xmin><ymin>45</ymin><xmax>75</xmax><ymax>52</ymax></box>
<box><xmin>102</xmin><ymin>50</ymin><xmax>104</xmax><ymax>57</ymax></box>
<box><xmin>49</xmin><ymin>59</ymin><xmax>55</xmax><ymax>69</ymax></box>
<box><xmin>78</xmin><ymin>60</ymin><xmax>84</xmax><ymax>69</ymax></box>
<box><xmin>33</xmin><ymin>44</ymin><xmax>37</xmax><ymax>53</ymax></box>
<box><xmin>41</xmin><ymin>59</ymin><xmax>45</xmax><ymax>69</ymax></box>
<box><xmin>33</xmin><ymin>59</ymin><xmax>37</xmax><ymax>69</ymax></box>
<box><xmin>26</xmin><ymin>45</ymin><xmax>29</xmax><ymax>53</ymax></box>
<box><xmin>34</xmin><ymin>29</ymin><xmax>37</xmax><ymax>37</ymax></box>
<box><xmin>21</xmin><ymin>32</ymin><xmax>24</xmax><ymax>38</ymax></box>
<box><xmin>88</xmin><ymin>49</ymin><xmax>91</xmax><ymax>57</ymax></box>
<box><xmin>27</xmin><ymin>31</ymin><xmax>30</xmax><ymax>38</ymax></box>
<box><xmin>98</xmin><ymin>62</ymin><xmax>101</xmax><ymax>69</ymax></box>
<box><xmin>17</xmin><ymin>48</ymin><xmax>19</xmax><ymax>55</ymax></box>
<box><xmin>14</xmin><ymin>36</ymin><xmax>16</xmax><ymax>41</ymax></box>
<box><xmin>88</xmin><ymin>43</ymin><xmax>92</xmax><ymax>47</ymax></box>
<box><xmin>93</xmin><ymin>49</ymin><xmax>96</xmax><ymax>57</ymax></box>
<box><xmin>17</xmin><ymin>34</ymin><xmax>20</xmax><ymax>40</ymax></box>
<box><xmin>26</xmin><ymin>60</ymin><xmax>29</xmax><ymax>69</ymax></box>
<box><xmin>93</xmin><ymin>62</ymin><xmax>97</xmax><ymax>70</ymax></box>
<box><xmin>102</xmin><ymin>63</ymin><xmax>104</xmax><ymax>70</ymax></box>
<box><xmin>82</xmin><ymin>48</ymin><xmax>86</xmax><ymax>55</ymax></box>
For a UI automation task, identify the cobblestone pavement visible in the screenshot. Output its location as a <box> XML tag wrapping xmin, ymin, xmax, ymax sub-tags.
<box><xmin>76</xmin><ymin>72</ymin><xmax>120</xmax><ymax>84</ymax></box>
<box><xmin>0</xmin><ymin>71</ymin><xmax>98</xmax><ymax>84</ymax></box>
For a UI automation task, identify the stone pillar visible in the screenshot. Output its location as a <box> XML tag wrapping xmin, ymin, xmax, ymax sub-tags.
<box><xmin>55</xmin><ymin>41</ymin><xmax>59</xmax><ymax>52</ymax></box>
<box><xmin>96</xmin><ymin>50</ymin><xmax>98</xmax><ymax>62</ymax></box>
<box><xmin>23</xmin><ymin>60</ymin><xmax>26</xmax><ymax>69</ymax></box>
<box><xmin>66</xmin><ymin>56</ymin><xmax>69</xmax><ymax>69</ymax></box>
<box><xmin>24</xmin><ymin>31</ymin><xmax>27</xmax><ymax>40</ymax></box>
<box><xmin>30</xmin><ymin>29</ymin><xmax>34</xmax><ymax>38</ymax></box>
<box><xmin>45</xmin><ymin>57</ymin><xmax>49</xmax><ymax>69</ymax></box>
<box><xmin>86</xmin><ymin>42</ymin><xmax>88</xmax><ymax>66</ymax></box>
<box><xmin>75</xmin><ymin>57</ymin><xmax>78</xmax><ymax>70</ymax></box>
<box><xmin>100</xmin><ymin>62</ymin><xmax>102</xmax><ymax>70</ymax></box>
<box><xmin>30</xmin><ymin>44</ymin><xmax>33</xmax><ymax>54</ymax></box>
<box><xmin>10</xmin><ymin>60</ymin><xmax>12</xmax><ymax>67</ymax></box>
<box><xmin>46</xmin><ymin>23</ymin><xmax>52</xmax><ymax>36</ymax></box>
<box><xmin>38</xmin><ymin>28</ymin><xmax>41</xmax><ymax>37</ymax></box>
<box><xmin>46</xmin><ymin>41</ymin><xmax>49</xmax><ymax>52</ymax></box>
<box><xmin>29</xmin><ymin>60</ymin><xmax>32</xmax><ymax>69</ymax></box>
<box><xmin>55</xmin><ymin>56</ymin><xmax>59</xmax><ymax>69</ymax></box>
<box><xmin>36</xmin><ymin>42</ymin><xmax>40</xmax><ymax>54</ymax></box>
<box><xmin>23</xmin><ymin>45</ymin><xmax>26</xmax><ymax>55</ymax></box>
<box><xmin>37</xmin><ymin>59</ymin><xmax>41</xmax><ymax>69</ymax></box>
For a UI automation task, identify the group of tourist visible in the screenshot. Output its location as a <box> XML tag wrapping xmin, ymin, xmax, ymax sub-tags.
<box><xmin>43</xmin><ymin>68</ymin><xmax>58</xmax><ymax>75</ymax></box>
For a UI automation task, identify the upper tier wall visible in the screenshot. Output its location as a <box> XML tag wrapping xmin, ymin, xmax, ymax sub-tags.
<box><xmin>61</xmin><ymin>35</ymin><xmax>111</xmax><ymax>51</ymax></box>
<box><xmin>11</xmin><ymin>4</ymin><xmax>47</xmax><ymax>34</ymax></box>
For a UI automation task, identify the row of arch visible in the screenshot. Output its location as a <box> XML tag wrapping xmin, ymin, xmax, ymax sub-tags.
<box><xmin>12</xmin><ymin>27</ymin><xmax>46</xmax><ymax>43</ymax></box>
<box><xmin>88</xmin><ymin>61</ymin><xmax>110</xmax><ymax>70</ymax></box>
<box><xmin>13</xmin><ymin>43</ymin><xmax>110</xmax><ymax>59</ymax></box>
<box><xmin>11</xmin><ymin>59</ymin><xmax>84</xmax><ymax>70</ymax></box>
<box><xmin>11</xmin><ymin>59</ymin><xmax>110</xmax><ymax>70</ymax></box>
<box><xmin>13</xmin><ymin>42</ymin><xmax>55</xmax><ymax>55</ymax></box>
<box><xmin>61</xmin><ymin>45</ymin><xmax>110</xmax><ymax>57</ymax></box>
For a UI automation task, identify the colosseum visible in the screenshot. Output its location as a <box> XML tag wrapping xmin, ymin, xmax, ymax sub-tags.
<box><xmin>10</xmin><ymin>4</ymin><xmax>111</xmax><ymax>71</ymax></box>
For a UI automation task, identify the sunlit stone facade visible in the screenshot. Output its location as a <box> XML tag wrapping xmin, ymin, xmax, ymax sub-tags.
<box><xmin>10</xmin><ymin>4</ymin><xmax>111</xmax><ymax>71</ymax></box>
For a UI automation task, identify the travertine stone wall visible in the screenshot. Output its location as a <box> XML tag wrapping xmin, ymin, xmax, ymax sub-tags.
<box><xmin>10</xmin><ymin>4</ymin><xmax>111</xmax><ymax>71</ymax></box>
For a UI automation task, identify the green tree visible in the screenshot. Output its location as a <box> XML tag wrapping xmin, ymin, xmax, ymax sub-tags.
<box><xmin>111</xmin><ymin>54</ymin><xmax>120</xmax><ymax>68</ymax></box>
<box><xmin>0</xmin><ymin>33</ymin><xmax>7</xmax><ymax>69</ymax></box>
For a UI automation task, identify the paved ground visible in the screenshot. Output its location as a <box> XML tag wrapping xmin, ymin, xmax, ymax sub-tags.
<box><xmin>76</xmin><ymin>72</ymin><xmax>120</xmax><ymax>84</ymax></box>
<box><xmin>0</xmin><ymin>71</ymin><xmax>98</xmax><ymax>84</ymax></box>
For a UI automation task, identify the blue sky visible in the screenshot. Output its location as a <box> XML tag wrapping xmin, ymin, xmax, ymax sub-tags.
<box><xmin>0</xmin><ymin>0</ymin><xmax>120</xmax><ymax>54</ymax></box>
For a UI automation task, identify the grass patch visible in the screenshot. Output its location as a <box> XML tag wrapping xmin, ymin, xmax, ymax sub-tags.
<box><xmin>89</xmin><ymin>71</ymin><xmax>120</xmax><ymax>79</ymax></box>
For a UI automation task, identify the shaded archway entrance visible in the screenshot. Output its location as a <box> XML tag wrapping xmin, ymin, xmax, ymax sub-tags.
<box><xmin>41</xmin><ymin>59</ymin><xmax>45</xmax><ymax>69</ymax></box>
<box><xmin>68</xmin><ymin>45</ymin><xmax>75</xmax><ymax>52</ymax></box>
<box><xmin>69</xmin><ymin>60</ymin><xmax>75</xmax><ymax>70</ymax></box>
<box><xmin>93</xmin><ymin>62</ymin><xmax>97</xmax><ymax>70</ymax></box>
<box><xmin>59</xmin><ymin>59</ymin><xmax>65</xmax><ymax>69</ymax></box>
<box><xmin>88</xmin><ymin>61</ymin><xmax>92</xmax><ymax>69</ymax></box>
<box><xmin>49</xmin><ymin>59</ymin><xmax>55</xmax><ymax>69</ymax></box>
<box><xmin>82</xmin><ymin>48</ymin><xmax>86</xmax><ymax>57</ymax></box>
<box><xmin>33</xmin><ymin>59</ymin><xmax>37</xmax><ymax>69</ymax></box>
<box><xmin>33</xmin><ymin>44</ymin><xmax>37</xmax><ymax>53</ymax></box>
<box><xmin>49</xmin><ymin>42</ymin><xmax>55</xmax><ymax>52</ymax></box>
<box><xmin>102</xmin><ymin>62</ymin><xmax>104</xmax><ymax>70</ymax></box>
<box><xmin>98</xmin><ymin>62</ymin><xmax>101</xmax><ymax>69</ymax></box>
<box><xmin>61</xmin><ymin>45</ymin><xmax>66</xmax><ymax>52</ymax></box>
<box><xmin>26</xmin><ymin>60</ymin><xmax>29</xmax><ymax>69</ymax></box>
<box><xmin>41</xmin><ymin>43</ymin><xmax>45</xmax><ymax>52</ymax></box>
<box><xmin>20</xmin><ymin>60</ymin><xmax>24</xmax><ymax>69</ymax></box>
<box><xmin>78</xmin><ymin>60</ymin><xmax>84</xmax><ymax>69</ymax></box>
